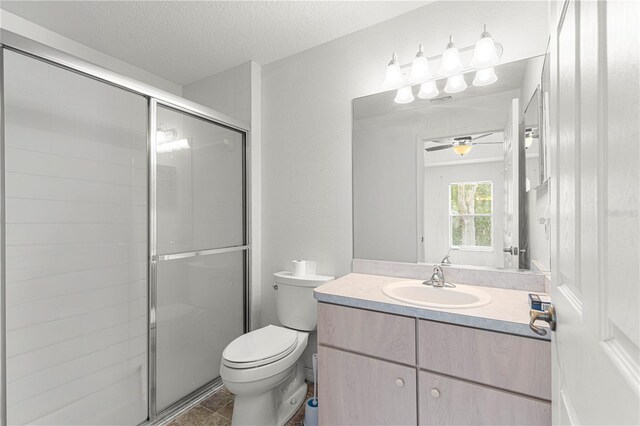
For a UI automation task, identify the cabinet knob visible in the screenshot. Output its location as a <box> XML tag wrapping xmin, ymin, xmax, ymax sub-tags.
<box><xmin>395</xmin><ymin>378</ymin><xmax>405</xmax><ymax>388</ymax></box>
<box><xmin>430</xmin><ymin>388</ymin><xmax>440</xmax><ymax>398</ymax></box>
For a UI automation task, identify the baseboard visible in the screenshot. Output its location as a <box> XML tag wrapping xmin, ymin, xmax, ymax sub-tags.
<box><xmin>305</xmin><ymin>366</ymin><xmax>315</xmax><ymax>383</ymax></box>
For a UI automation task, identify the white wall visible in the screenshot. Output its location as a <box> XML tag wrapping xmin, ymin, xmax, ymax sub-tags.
<box><xmin>182</xmin><ymin>62</ymin><xmax>252</xmax><ymax>124</ymax></box>
<box><xmin>262</xmin><ymin>0</ymin><xmax>549</xmax><ymax>327</ymax></box>
<box><xmin>182</xmin><ymin>61</ymin><xmax>262</xmax><ymax>330</ymax></box>
<box><xmin>0</xmin><ymin>10</ymin><xmax>181</xmax><ymax>95</ymax></box>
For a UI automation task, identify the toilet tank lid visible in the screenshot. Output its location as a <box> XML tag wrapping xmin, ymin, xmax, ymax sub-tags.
<box><xmin>274</xmin><ymin>271</ymin><xmax>334</xmax><ymax>287</ymax></box>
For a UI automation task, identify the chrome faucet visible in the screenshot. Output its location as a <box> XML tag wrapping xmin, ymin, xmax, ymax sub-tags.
<box><xmin>423</xmin><ymin>264</ymin><xmax>455</xmax><ymax>288</ymax></box>
<box><xmin>441</xmin><ymin>246</ymin><xmax>459</xmax><ymax>265</ymax></box>
<box><xmin>424</xmin><ymin>265</ymin><xmax>446</xmax><ymax>287</ymax></box>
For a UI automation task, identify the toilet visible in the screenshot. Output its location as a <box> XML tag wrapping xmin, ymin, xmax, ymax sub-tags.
<box><xmin>220</xmin><ymin>271</ymin><xmax>334</xmax><ymax>426</ymax></box>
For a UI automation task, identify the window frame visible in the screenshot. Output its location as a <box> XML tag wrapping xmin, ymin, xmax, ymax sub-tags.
<box><xmin>448</xmin><ymin>180</ymin><xmax>494</xmax><ymax>251</ymax></box>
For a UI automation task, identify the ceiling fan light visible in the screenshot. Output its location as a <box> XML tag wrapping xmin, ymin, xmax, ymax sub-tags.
<box><xmin>394</xmin><ymin>86</ymin><xmax>415</xmax><ymax>104</ymax></box>
<box><xmin>471</xmin><ymin>26</ymin><xmax>499</xmax><ymax>68</ymax></box>
<box><xmin>439</xmin><ymin>36</ymin><xmax>463</xmax><ymax>76</ymax></box>
<box><xmin>452</xmin><ymin>144</ymin><xmax>473</xmax><ymax>156</ymax></box>
<box><xmin>418</xmin><ymin>80</ymin><xmax>439</xmax><ymax>99</ymax></box>
<box><xmin>473</xmin><ymin>67</ymin><xmax>498</xmax><ymax>86</ymax></box>
<box><xmin>410</xmin><ymin>44</ymin><xmax>433</xmax><ymax>83</ymax></box>
<box><xmin>383</xmin><ymin>53</ymin><xmax>403</xmax><ymax>89</ymax></box>
<box><xmin>444</xmin><ymin>74</ymin><xmax>467</xmax><ymax>94</ymax></box>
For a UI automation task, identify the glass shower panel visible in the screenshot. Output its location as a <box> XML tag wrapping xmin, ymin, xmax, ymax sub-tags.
<box><xmin>3</xmin><ymin>50</ymin><xmax>148</xmax><ymax>425</ymax></box>
<box><xmin>155</xmin><ymin>251</ymin><xmax>245</xmax><ymax>411</ymax></box>
<box><xmin>155</xmin><ymin>106</ymin><xmax>245</xmax><ymax>254</ymax></box>
<box><xmin>154</xmin><ymin>105</ymin><xmax>246</xmax><ymax>411</ymax></box>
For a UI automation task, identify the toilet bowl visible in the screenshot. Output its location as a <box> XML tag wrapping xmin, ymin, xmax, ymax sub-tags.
<box><xmin>220</xmin><ymin>271</ymin><xmax>333</xmax><ymax>426</ymax></box>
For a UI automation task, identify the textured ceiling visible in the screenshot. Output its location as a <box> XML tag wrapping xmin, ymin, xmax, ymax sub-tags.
<box><xmin>1</xmin><ymin>0</ymin><xmax>430</xmax><ymax>85</ymax></box>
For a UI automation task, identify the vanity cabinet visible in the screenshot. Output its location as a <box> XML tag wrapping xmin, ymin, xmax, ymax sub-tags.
<box><xmin>317</xmin><ymin>303</ymin><xmax>551</xmax><ymax>426</ymax></box>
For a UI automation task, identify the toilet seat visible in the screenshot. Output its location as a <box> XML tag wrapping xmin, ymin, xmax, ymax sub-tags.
<box><xmin>222</xmin><ymin>325</ymin><xmax>298</xmax><ymax>369</ymax></box>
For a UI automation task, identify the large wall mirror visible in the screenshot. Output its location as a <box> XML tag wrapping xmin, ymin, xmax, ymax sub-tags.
<box><xmin>353</xmin><ymin>54</ymin><xmax>551</xmax><ymax>272</ymax></box>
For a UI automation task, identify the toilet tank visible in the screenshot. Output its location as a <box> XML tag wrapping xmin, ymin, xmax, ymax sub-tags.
<box><xmin>274</xmin><ymin>271</ymin><xmax>334</xmax><ymax>331</ymax></box>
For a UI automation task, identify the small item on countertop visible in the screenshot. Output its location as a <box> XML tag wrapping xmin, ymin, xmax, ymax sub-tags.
<box><xmin>529</xmin><ymin>293</ymin><xmax>552</xmax><ymax>312</ymax></box>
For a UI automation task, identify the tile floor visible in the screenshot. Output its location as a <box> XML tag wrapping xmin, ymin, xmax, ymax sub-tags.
<box><xmin>167</xmin><ymin>383</ymin><xmax>314</xmax><ymax>426</ymax></box>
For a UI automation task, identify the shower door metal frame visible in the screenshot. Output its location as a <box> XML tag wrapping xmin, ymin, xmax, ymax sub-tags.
<box><xmin>149</xmin><ymin>100</ymin><xmax>250</xmax><ymax>422</ymax></box>
<box><xmin>0</xmin><ymin>30</ymin><xmax>252</xmax><ymax>426</ymax></box>
<box><xmin>0</xmin><ymin>47</ymin><xmax>7</xmax><ymax>426</ymax></box>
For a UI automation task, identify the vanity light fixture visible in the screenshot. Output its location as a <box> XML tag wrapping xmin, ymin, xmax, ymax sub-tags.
<box><xmin>472</xmin><ymin>67</ymin><xmax>498</xmax><ymax>86</ymax></box>
<box><xmin>418</xmin><ymin>80</ymin><xmax>439</xmax><ymax>99</ymax></box>
<box><xmin>385</xmin><ymin>29</ymin><xmax>502</xmax><ymax>104</ymax></box>
<box><xmin>439</xmin><ymin>36</ymin><xmax>463</xmax><ymax>76</ymax></box>
<box><xmin>394</xmin><ymin>86</ymin><xmax>415</xmax><ymax>104</ymax></box>
<box><xmin>444</xmin><ymin>74</ymin><xmax>467</xmax><ymax>94</ymax></box>
<box><xmin>410</xmin><ymin>44</ymin><xmax>433</xmax><ymax>83</ymax></box>
<box><xmin>470</xmin><ymin>25</ymin><xmax>499</xmax><ymax>69</ymax></box>
<box><xmin>383</xmin><ymin>53</ymin><xmax>403</xmax><ymax>89</ymax></box>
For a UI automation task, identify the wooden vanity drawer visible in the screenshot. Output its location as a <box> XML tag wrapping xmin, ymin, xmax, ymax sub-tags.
<box><xmin>418</xmin><ymin>371</ymin><xmax>551</xmax><ymax>426</ymax></box>
<box><xmin>318</xmin><ymin>303</ymin><xmax>416</xmax><ymax>365</ymax></box>
<box><xmin>418</xmin><ymin>320</ymin><xmax>551</xmax><ymax>400</ymax></box>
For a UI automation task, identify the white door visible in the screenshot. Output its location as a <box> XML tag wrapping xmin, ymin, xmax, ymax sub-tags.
<box><xmin>503</xmin><ymin>98</ymin><xmax>520</xmax><ymax>269</ymax></box>
<box><xmin>550</xmin><ymin>0</ymin><xmax>639</xmax><ymax>424</ymax></box>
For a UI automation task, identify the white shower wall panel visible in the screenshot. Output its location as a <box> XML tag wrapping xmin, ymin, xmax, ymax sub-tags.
<box><xmin>3</xmin><ymin>50</ymin><xmax>148</xmax><ymax>425</ymax></box>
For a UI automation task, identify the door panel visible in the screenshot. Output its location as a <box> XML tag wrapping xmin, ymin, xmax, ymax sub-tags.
<box><xmin>153</xmin><ymin>105</ymin><xmax>246</xmax><ymax>412</ymax></box>
<box><xmin>155</xmin><ymin>251</ymin><xmax>244</xmax><ymax>411</ymax></box>
<box><xmin>3</xmin><ymin>50</ymin><xmax>148</xmax><ymax>425</ymax></box>
<box><xmin>551</xmin><ymin>1</ymin><xmax>640</xmax><ymax>424</ymax></box>
<box><xmin>155</xmin><ymin>105</ymin><xmax>245</xmax><ymax>255</ymax></box>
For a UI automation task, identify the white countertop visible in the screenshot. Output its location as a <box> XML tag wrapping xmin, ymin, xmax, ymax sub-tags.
<box><xmin>314</xmin><ymin>273</ymin><xmax>550</xmax><ymax>341</ymax></box>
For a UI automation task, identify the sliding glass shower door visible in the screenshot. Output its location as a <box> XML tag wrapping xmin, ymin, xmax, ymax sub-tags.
<box><xmin>153</xmin><ymin>105</ymin><xmax>246</xmax><ymax>412</ymax></box>
<box><xmin>3</xmin><ymin>50</ymin><xmax>148</xmax><ymax>425</ymax></box>
<box><xmin>1</xmin><ymin>43</ymin><xmax>249</xmax><ymax>425</ymax></box>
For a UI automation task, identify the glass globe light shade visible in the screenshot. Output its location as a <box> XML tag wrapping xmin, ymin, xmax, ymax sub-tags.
<box><xmin>383</xmin><ymin>53</ymin><xmax>403</xmax><ymax>89</ymax></box>
<box><xmin>394</xmin><ymin>86</ymin><xmax>415</xmax><ymax>104</ymax></box>
<box><xmin>418</xmin><ymin>80</ymin><xmax>439</xmax><ymax>99</ymax></box>
<box><xmin>471</xmin><ymin>35</ymin><xmax>499</xmax><ymax>68</ymax></box>
<box><xmin>410</xmin><ymin>45</ymin><xmax>432</xmax><ymax>83</ymax></box>
<box><xmin>444</xmin><ymin>74</ymin><xmax>467</xmax><ymax>94</ymax></box>
<box><xmin>439</xmin><ymin>38</ymin><xmax>463</xmax><ymax>76</ymax></box>
<box><xmin>473</xmin><ymin>67</ymin><xmax>498</xmax><ymax>86</ymax></box>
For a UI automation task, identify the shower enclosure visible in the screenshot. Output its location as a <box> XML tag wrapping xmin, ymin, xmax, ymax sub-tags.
<box><xmin>0</xmin><ymin>33</ymin><xmax>250</xmax><ymax>425</ymax></box>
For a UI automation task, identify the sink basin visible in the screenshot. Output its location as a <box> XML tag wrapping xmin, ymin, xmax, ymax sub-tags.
<box><xmin>381</xmin><ymin>280</ymin><xmax>492</xmax><ymax>309</ymax></box>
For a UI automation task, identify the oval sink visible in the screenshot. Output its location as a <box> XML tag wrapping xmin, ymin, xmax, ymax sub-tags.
<box><xmin>382</xmin><ymin>280</ymin><xmax>492</xmax><ymax>309</ymax></box>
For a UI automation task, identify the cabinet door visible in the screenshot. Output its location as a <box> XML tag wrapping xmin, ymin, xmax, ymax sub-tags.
<box><xmin>318</xmin><ymin>346</ymin><xmax>416</xmax><ymax>425</ymax></box>
<box><xmin>419</xmin><ymin>371</ymin><xmax>551</xmax><ymax>426</ymax></box>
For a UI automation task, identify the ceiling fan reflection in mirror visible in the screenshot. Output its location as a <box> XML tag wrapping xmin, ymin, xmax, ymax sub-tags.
<box><xmin>425</xmin><ymin>132</ymin><xmax>502</xmax><ymax>156</ymax></box>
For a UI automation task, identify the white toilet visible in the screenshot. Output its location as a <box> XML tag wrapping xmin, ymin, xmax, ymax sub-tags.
<box><xmin>220</xmin><ymin>271</ymin><xmax>334</xmax><ymax>426</ymax></box>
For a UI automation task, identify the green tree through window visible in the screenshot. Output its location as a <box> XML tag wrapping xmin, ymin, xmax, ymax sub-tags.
<box><xmin>450</xmin><ymin>182</ymin><xmax>493</xmax><ymax>249</ymax></box>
